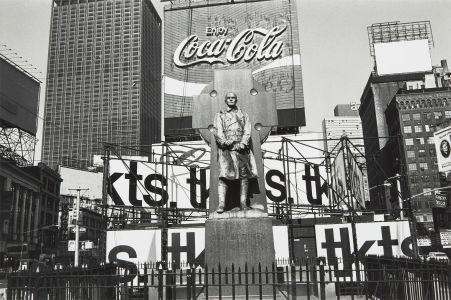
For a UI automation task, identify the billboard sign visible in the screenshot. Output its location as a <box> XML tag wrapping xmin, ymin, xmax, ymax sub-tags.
<box><xmin>0</xmin><ymin>58</ymin><xmax>40</xmax><ymax>134</ymax></box>
<box><xmin>107</xmin><ymin>134</ymin><xmax>331</xmax><ymax>213</ymax></box>
<box><xmin>374</xmin><ymin>39</ymin><xmax>432</xmax><ymax>75</ymax></box>
<box><xmin>440</xmin><ymin>229</ymin><xmax>451</xmax><ymax>248</ymax></box>
<box><xmin>434</xmin><ymin>125</ymin><xmax>451</xmax><ymax>173</ymax></box>
<box><xmin>106</xmin><ymin>226</ymin><xmax>289</xmax><ymax>267</ymax></box>
<box><xmin>164</xmin><ymin>0</ymin><xmax>304</xmax><ymax>129</ymax></box>
<box><xmin>315</xmin><ymin>221</ymin><xmax>412</xmax><ymax>277</ymax></box>
<box><xmin>434</xmin><ymin>191</ymin><xmax>447</xmax><ymax>208</ymax></box>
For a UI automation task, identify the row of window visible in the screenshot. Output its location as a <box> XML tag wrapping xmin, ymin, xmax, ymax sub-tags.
<box><xmin>408</xmin><ymin>162</ymin><xmax>430</xmax><ymax>171</ymax></box>
<box><xmin>405</xmin><ymin>137</ymin><xmax>435</xmax><ymax>146</ymax></box>
<box><xmin>410</xmin><ymin>174</ymin><xmax>439</xmax><ymax>184</ymax></box>
<box><xmin>406</xmin><ymin>148</ymin><xmax>436</xmax><ymax>159</ymax></box>
<box><xmin>402</xmin><ymin>111</ymin><xmax>451</xmax><ymax>122</ymax></box>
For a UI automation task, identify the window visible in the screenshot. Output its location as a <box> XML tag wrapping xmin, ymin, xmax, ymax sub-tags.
<box><xmin>410</xmin><ymin>175</ymin><xmax>417</xmax><ymax>184</ymax></box>
<box><xmin>402</xmin><ymin>114</ymin><xmax>411</xmax><ymax>121</ymax></box>
<box><xmin>429</xmin><ymin>148</ymin><xmax>436</xmax><ymax>156</ymax></box>
<box><xmin>407</xmin><ymin>151</ymin><xmax>415</xmax><ymax>158</ymax></box>
<box><xmin>445</xmin><ymin>111</ymin><xmax>451</xmax><ymax>118</ymax></box>
<box><xmin>412</xmin><ymin>113</ymin><xmax>421</xmax><ymax>121</ymax></box>
<box><xmin>419</xmin><ymin>162</ymin><xmax>428</xmax><ymax>171</ymax></box>
<box><xmin>418</xmin><ymin>149</ymin><xmax>426</xmax><ymax>157</ymax></box>
<box><xmin>408</xmin><ymin>163</ymin><xmax>417</xmax><ymax>171</ymax></box>
<box><xmin>416</xmin><ymin>138</ymin><xmax>424</xmax><ymax>145</ymax></box>
<box><xmin>405</xmin><ymin>138</ymin><xmax>414</xmax><ymax>146</ymax></box>
<box><xmin>434</xmin><ymin>111</ymin><xmax>443</xmax><ymax>119</ymax></box>
<box><xmin>425</xmin><ymin>124</ymin><xmax>430</xmax><ymax>132</ymax></box>
<box><xmin>427</xmin><ymin>137</ymin><xmax>434</xmax><ymax>144</ymax></box>
<box><xmin>404</xmin><ymin>126</ymin><xmax>412</xmax><ymax>133</ymax></box>
<box><xmin>414</xmin><ymin>125</ymin><xmax>422</xmax><ymax>133</ymax></box>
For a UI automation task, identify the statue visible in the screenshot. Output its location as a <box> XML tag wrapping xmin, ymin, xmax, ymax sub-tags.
<box><xmin>192</xmin><ymin>69</ymin><xmax>278</xmax><ymax>217</ymax></box>
<box><xmin>212</xmin><ymin>92</ymin><xmax>258</xmax><ymax>213</ymax></box>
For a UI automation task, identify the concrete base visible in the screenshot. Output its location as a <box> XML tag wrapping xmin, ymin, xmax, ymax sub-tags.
<box><xmin>205</xmin><ymin>217</ymin><xmax>276</xmax><ymax>297</ymax></box>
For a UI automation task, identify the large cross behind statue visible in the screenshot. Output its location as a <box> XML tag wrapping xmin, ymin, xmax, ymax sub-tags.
<box><xmin>193</xmin><ymin>69</ymin><xmax>278</xmax><ymax>297</ymax></box>
<box><xmin>193</xmin><ymin>69</ymin><xmax>277</xmax><ymax>216</ymax></box>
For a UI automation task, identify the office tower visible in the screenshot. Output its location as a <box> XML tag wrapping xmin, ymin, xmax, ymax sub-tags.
<box><xmin>163</xmin><ymin>0</ymin><xmax>305</xmax><ymax>141</ymax></box>
<box><xmin>360</xmin><ymin>21</ymin><xmax>434</xmax><ymax>209</ymax></box>
<box><xmin>42</xmin><ymin>0</ymin><xmax>162</xmax><ymax>169</ymax></box>
<box><xmin>385</xmin><ymin>84</ymin><xmax>451</xmax><ymax>234</ymax></box>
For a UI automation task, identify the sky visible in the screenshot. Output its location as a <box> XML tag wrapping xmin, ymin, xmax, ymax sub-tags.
<box><xmin>1</xmin><ymin>0</ymin><xmax>450</xmax><ymax>162</ymax></box>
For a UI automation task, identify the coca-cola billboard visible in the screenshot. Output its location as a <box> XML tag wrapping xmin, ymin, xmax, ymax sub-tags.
<box><xmin>164</xmin><ymin>0</ymin><xmax>305</xmax><ymax>136</ymax></box>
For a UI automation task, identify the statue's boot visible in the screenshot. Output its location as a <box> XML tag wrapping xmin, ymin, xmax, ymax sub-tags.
<box><xmin>240</xmin><ymin>178</ymin><xmax>250</xmax><ymax>210</ymax></box>
<box><xmin>216</xmin><ymin>180</ymin><xmax>227</xmax><ymax>213</ymax></box>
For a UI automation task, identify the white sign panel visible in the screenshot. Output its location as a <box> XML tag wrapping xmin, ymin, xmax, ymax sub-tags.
<box><xmin>440</xmin><ymin>229</ymin><xmax>451</xmax><ymax>248</ymax></box>
<box><xmin>374</xmin><ymin>39</ymin><xmax>432</xmax><ymax>75</ymax></box>
<box><xmin>315</xmin><ymin>221</ymin><xmax>412</xmax><ymax>278</ymax></box>
<box><xmin>108</xmin><ymin>134</ymin><xmax>331</xmax><ymax>213</ymax></box>
<box><xmin>59</xmin><ymin>166</ymin><xmax>103</xmax><ymax>199</ymax></box>
<box><xmin>106</xmin><ymin>229</ymin><xmax>161</xmax><ymax>263</ymax></box>
<box><xmin>434</xmin><ymin>126</ymin><xmax>451</xmax><ymax>173</ymax></box>
<box><xmin>106</xmin><ymin>226</ymin><xmax>289</xmax><ymax>266</ymax></box>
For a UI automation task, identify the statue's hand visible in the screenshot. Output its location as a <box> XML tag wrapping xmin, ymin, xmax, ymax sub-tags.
<box><xmin>239</xmin><ymin>143</ymin><xmax>247</xmax><ymax>150</ymax></box>
<box><xmin>224</xmin><ymin>139</ymin><xmax>234</xmax><ymax>146</ymax></box>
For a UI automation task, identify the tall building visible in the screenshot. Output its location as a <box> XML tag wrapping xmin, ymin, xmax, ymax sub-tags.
<box><xmin>163</xmin><ymin>0</ymin><xmax>305</xmax><ymax>140</ymax></box>
<box><xmin>323</xmin><ymin>104</ymin><xmax>364</xmax><ymax>154</ymax></box>
<box><xmin>360</xmin><ymin>21</ymin><xmax>434</xmax><ymax>209</ymax></box>
<box><xmin>385</xmin><ymin>86</ymin><xmax>451</xmax><ymax>250</ymax></box>
<box><xmin>42</xmin><ymin>0</ymin><xmax>162</xmax><ymax>170</ymax></box>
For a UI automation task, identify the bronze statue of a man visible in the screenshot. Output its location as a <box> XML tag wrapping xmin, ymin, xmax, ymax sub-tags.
<box><xmin>212</xmin><ymin>92</ymin><xmax>258</xmax><ymax>213</ymax></box>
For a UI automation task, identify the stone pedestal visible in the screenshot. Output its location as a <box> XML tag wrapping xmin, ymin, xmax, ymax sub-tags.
<box><xmin>205</xmin><ymin>216</ymin><xmax>275</xmax><ymax>297</ymax></box>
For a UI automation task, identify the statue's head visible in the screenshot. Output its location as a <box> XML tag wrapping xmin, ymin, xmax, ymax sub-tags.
<box><xmin>225</xmin><ymin>92</ymin><xmax>238</xmax><ymax>107</ymax></box>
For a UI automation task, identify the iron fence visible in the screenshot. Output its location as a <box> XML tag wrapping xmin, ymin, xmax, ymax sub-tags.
<box><xmin>4</xmin><ymin>256</ymin><xmax>451</xmax><ymax>300</ymax></box>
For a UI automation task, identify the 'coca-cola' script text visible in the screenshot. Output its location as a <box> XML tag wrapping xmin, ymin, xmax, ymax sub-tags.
<box><xmin>173</xmin><ymin>26</ymin><xmax>287</xmax><ymax>68</ymax></box>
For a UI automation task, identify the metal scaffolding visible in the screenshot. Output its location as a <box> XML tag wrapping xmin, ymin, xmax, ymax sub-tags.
<box><xmin>367</xmin><ymin>21</ymin><xmax>434</xmax><ymax>57</ymax></box>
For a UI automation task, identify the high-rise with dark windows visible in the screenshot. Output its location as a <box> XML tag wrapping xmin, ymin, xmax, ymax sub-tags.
<box><xmin>42</xmin><ymin>0</ymin><xmax>161</xmax><ymax>169</ymax></box>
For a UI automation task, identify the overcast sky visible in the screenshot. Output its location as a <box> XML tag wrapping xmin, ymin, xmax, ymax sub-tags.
<box><xmin>1</xmin><ymin>0</ymin><xmax>450</xmax><ymax>162</ymax></box>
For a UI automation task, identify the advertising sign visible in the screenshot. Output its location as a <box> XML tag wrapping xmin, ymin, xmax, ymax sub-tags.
<box><xmin>434</xmin><ymin>125</ymin><xmax>451</xmax><ymax>173</ymax></box>
<box><xmin>107</xmin><ymin>134</ymin><xmax>331</xmax><ymax>214</ymax></box>
<box><xmin>347</xmin><ymin>153</ymin><xmax>366</xmax><ymax>209</ymax></box>
<box><xmin>417</xmin><ymin>237</ymin><xmax>432</xmax><ymax>247</ymax></box>
<box><xmin>434</xmin><ymin>191</ymin><xmax>447</xmax><ymax>208</ymax></box>
<box><xmin>106</xmin><ymin>226</ymin><xmax>289</xmax><ymax>266</ymax></box>
<box><xmin>315</xmin><ymin>221</ymin><xmax>412</xmax><ymax>277</ymax></box>
<box><xmin>330</xmin><ymin>148</ymin><xmax>347</xmax><ymax>207</ymax></box>
<box><xmin>164</xmin><ymin>0</ymin><xmax>305</xmax><ymax>131</ymax></box>
<box><xmin>374</xmin><ymin>39</ymin><xmax>432</xmax><ymax>75</ymax></box>
<box><xmin>440</xmin><ymin>229</ymin><xmax>451</xmax><ymax>248</ymax></box>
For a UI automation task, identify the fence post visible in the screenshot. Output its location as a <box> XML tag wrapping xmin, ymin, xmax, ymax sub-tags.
<box><xmin>186</xmin><ymin>265</ymin><xmax>192</xmax><ymax>300</ymax></box>
<box><xmin>319</xmin><ymin>262</ymin><xmax>326</xmax><ymax>300</ymax></box>
<box><xmin>158</xmin><ymin>265</ymin><xmax>164</xmax><ymax>300</ymax></box>
<box><xmin>191</xmin><ymin>265</ymin><xmax>196</xmax><ymax>300</ymax></box>
<box><xmin>291</xmin><ymin>262</ymin><xmax>296</xmax><ymax>300</ymax></box>
<box><xmin>448</xmin><ymin>264</ymin><xmax>451</xmax><ymax>299</ymax></box>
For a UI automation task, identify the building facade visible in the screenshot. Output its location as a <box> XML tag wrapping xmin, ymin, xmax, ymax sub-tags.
<box><xmin>385</xmin><ymin>88</ymin><xmax>451</xmax><ymax>233</ymax></box>
<box><xmin>163</xmin><ymin>0</ymin><xmax>305</xmax><ymax>140</ymax></box>
<box><xmin>0</xmin><ymin>161</ymin><xmax>61</xmax><ymax>266</ymax></box>
<box><xmin>42</xmin><ymin>0</ymin><xmax>162</xmax><ymax>169</ymax></box>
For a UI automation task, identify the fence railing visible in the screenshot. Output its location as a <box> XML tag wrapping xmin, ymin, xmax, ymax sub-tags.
<box><xmin>5</xmin><ymin>256</ymin><xmax>451</xmax><ymax>300</ymax></box>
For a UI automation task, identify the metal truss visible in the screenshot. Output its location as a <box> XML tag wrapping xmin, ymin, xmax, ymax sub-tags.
<box><xmin>367</xmin><ymin>21</ymin><xmax>433</xmax><ymax>57</ymax></box>
<box><xmin>0</xmin><ymin>126</ymin><xmax>36</xmax><ymax>167</ymax></box>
